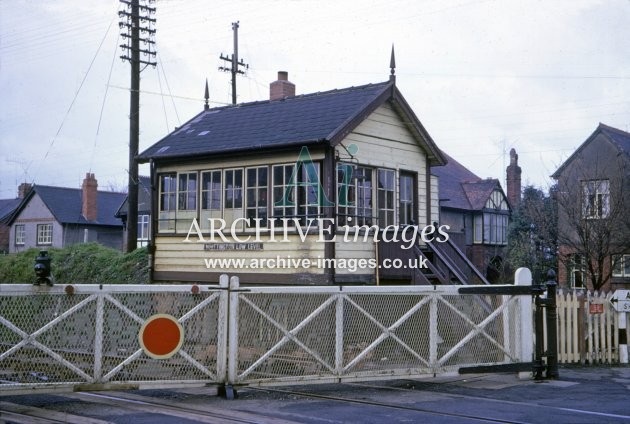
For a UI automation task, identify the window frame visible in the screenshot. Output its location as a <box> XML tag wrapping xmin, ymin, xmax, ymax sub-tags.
<box><xmin>272</xmin><ymin>161</ymin><xmax>322</xmax><ymax>226</ymax></box>
<box><xmin>14</xmin><ymin>224</ymin><xmax>25</xmax><ymax>245</ymax></box>
<box><xmin>177</xmin><ymin>172</ymin><xmax>198</xmax><ymax>211</ymax></box>
<box><xmin>473</xmin><ymin>212</ymin><xmax>508</xmax><ymax>245</ymax></box>
<box><xmin>36</xmin><ymin>223</ymin><xmax>53</xmax><ymax>246</ymax></box>
<box><xmin>569</xmin><ymin>254</ymin><xmax>586</xmax><ymax>289</ymax></box>
<box><xmin>398</xmin><ymin>171</ymin><xmax>417</xmax><ymax>226</ymax></box>
<box><xmin>377</xmin><ymin>168</ymin><xmax>396</xmax><ymax>227</ymax></box>
<box><xmin>200</xmin><ymin>170</ymin><xmax>222</xmax><ymax>212</ymax></box>
<box><xmin>137</xmin><ymin>214</ymin><xmax>150</xmax><ymax>247</ymax></box>
<box><xmin>613</xmin><ymin>254</ymin><xmax>630</xmax><ymax>278</ymax></box>
<box><xmin>336</xmin><ymin>164</ymin><xmax>375</xmax><ymax>227</ymax></box>
<box><xmin>582</xmin><ymin>179</ymin><xmax>610</xmax><ymax>219</ymax></box>
<box><xmin>245</xmin><ymin>166</ymin><xmax>269</xmax><ymax>227</ymax></box>
<box><xmin>159</xmin><ymin>173</ymin><xmax>177</xmax><ymax>212</ymax></box>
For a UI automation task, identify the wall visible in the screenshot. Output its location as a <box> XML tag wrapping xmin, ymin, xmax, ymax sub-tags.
<box><xmin>9</xmin><ymin>194</ymin><xmax>62</xmax><ymax>253</ymax></box>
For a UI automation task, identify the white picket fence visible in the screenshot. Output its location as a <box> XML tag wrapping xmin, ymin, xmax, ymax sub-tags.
<box><xmin>550</xmin><ymin>290</ymin><xmax>629</xmax><ymax>364</ymax></box>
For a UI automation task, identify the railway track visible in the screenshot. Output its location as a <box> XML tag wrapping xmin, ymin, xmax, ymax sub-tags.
<box><xmin>249</xmin><ymin>385</ymin><xmax>527</xmax><ymax>424</ymax></box>
<box><xmin>248</xmin><ymin>379</ymin><xmax>630</xmax><ymax>424</ymax></box>
<box><xmin>1</xmin><ymin>390</ymin><xmax>298</xmax><ymax>424</ymax></box>
<box><xmin>3</xmin><ymin>375</ymin><xmax>630</xmax><ymax>424</ymax></box>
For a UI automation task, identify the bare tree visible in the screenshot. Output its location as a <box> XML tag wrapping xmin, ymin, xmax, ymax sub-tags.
<box><xmin>555</xmin><ymin>154</ymin><xmax>630</xmax><ymax>291</ymax></box>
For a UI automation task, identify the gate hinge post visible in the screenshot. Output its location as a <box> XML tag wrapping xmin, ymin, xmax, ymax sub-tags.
<box><xmin>218</xmin><ymin>384</ymin><xmax>237</xmax><ymax>400</ymax></box>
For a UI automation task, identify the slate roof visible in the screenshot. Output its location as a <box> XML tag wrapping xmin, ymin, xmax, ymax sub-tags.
<box><xmin>552</xmin><ymin>123</ymin><xmax>630</xmax><ymax>178</ymax></box>
<box><xmin>598</xmin><ymin>123</ymin><xmax>630</xmax><ymax>158</ymax></box>
<box><xmin>432</xmin><ymin>152</ymin><xmax>502</xmax><ymax>211</ymax></box>
<box><xmin>115</xmin><ymin>176</ymin><xmax>152</xmax><ymax>217</ymax></box>
<box><xmin>0</xmin><ymin>198</ymin><xmax>21</xmax><ymax>223</ymax></box>
<box><xmin>138</xmin><ymin>80</ymin><xmax>445</xmax><ymax>166</ymax></box>
<box><xmin>8</xmin><ymin>185</ymin><xmax>126</xmax><ymax>227</ymax></box>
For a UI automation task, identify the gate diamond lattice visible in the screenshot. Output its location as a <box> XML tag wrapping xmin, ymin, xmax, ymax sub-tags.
<box><xmin>0</xmin><ymin>285</ymin><xmax>225</xmax><ymax>392</ymax></box>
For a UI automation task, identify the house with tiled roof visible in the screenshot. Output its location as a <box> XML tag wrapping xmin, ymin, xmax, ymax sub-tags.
<box><xmin>0</xmin><ymin>184</ymin><xmax>29</xmax><ymax>253</ymax></box>
<box><xmin>7</xmin><ymin>173</ymin><xmax>126</xmax><ymax>253</ymax></box>
<box><xmin>552</xmin><ymin>123</ymin><xmax>630</xmax><ymax>291</ymax></box>
<box><xmin>431</xmin><ymin>151</ymin><xmax>513</xmax><ymax>283</ymax></box>
<box><xmin>137</xmin><ymin>63</ymin><xmax>485</xmax><ymax>285</ymax></box>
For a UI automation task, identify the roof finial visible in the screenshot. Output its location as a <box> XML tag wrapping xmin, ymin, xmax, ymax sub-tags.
<box><xmin>204</xmin><ymin>78</ymin><xmax>210</xmax><ymax>110</ymax></box>
<box><xmin>389</xmin><ymin>44</ymin><xmax>396</xmax><ymax>82</ymax></box>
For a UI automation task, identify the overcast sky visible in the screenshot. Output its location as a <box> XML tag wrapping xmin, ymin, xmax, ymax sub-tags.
<box><xmin>1</xmin><ymin>0</ymin><xmax>629</xmax><ymax>199</ymax></box>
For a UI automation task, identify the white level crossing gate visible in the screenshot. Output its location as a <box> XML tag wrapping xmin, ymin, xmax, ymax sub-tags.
<box><xmin>0</xmin><ymin>276</ymin><xmax>535</xmax><ymax>395</ymax></box>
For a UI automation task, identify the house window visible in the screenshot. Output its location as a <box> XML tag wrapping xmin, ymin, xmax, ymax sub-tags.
<box><xmin>15</xmin><ymin>224</ymin><xmax>25</xmax><ymax>245</ymax></box>
<box><xmin>37</xmin><ymin>224</ymin><xmax>52</xmax><ymax>245</ymax></box>
<box><xmin>159</xmin><ymin>173</ymin><xmax>177</xmax><ymax>212</ymax></box>
<box><xmin>613</xmin><ymin>254</ymin><xmax>630</xmax><ymax>277</ymax></box>
<box><xmin>377</xmin><ymin>169</ymin><xmax>395</xmax><ymax>227</ymax></box>
<box><xmin>582</xmin><ymin>179</ymin><xmax>609</xmax><ymax>219</ymax></box>
<box><xmin>473</xmin><ymin>215</ymin><xmax>483</xmax><ymax>243</ymax></box>
<box><xmin>273</xmin><ymin>162</ymin><xmax>321</xmax><ymax>225</ymax></box>
<box><xmin>399</xmin><ymin>172</ymin><xmax>416</xmax><ymax>225</ymax></box>
<box><xmin>137</xmin><ymin>214</ymin><xmax>150</xmax><ymax>247</ymax></box>
<box><xmin>337</xmin><ymin>164</ymin><xmax>373</xmax><ymax>226</ymax></box>
<box><xmin>178</xmin><ymin>172</ymin><xmax>197</xmax><ymax>210</ymax></box>
<box><xmin>224</xmin><ymin>169</ymin><xmax>243</xmax><ymax>209</ymax></box>
<box><xmin>569</xmin><ymin>254</ymin><xmax>586</xmax><ymax>288</ymax></box>
<box><xmin>246</xmin><ymin>167</ymin><xmax>268</xmax><ymax>226</ymax></box>
<box><xmin>474</xmin><ymin>213</ymin><xmax>508</xmax><ymax>245</ymax></box>
<box><xmin>201</xmin><ymin>170</ymin><xmax>222</xmax><ymax>211</ymax></box>
<box><xmin>224</xmin><ymin>168</ymin><xmax>244</xmax><ymax>228</ymax></box>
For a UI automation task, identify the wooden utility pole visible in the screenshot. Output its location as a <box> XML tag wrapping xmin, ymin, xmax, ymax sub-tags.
<box><xmin>219</xmin><ymin>21</ymin><xmax>249</xmax><ymax>105</ymax></box>
<box><xmin>119</xmin><ymin>0</ymin><xmax>156</xmax><ymax>252</ymax></box>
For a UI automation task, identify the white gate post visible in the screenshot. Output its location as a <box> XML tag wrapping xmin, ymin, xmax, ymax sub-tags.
<box><xmin>515</xmin><ymin>267</ymin><xmax>533</xmax><ymax>379</ymax></box>
<box><xmin>227</xmin><ymin>276</ymin><xmax>240</xmax><ymax>385</ymax></box>
<box><xmin>335</xmin><ymin>291</ymin><xmax>344</xmax><ymax>376</ymax></box>
<box><xmin>429</xmin><ymin>293</ymin><xmax>438</xmax><ymax>373</ymax></box>
<box><xmin>93</xmin><ymin>294</ymin><xmax>105</xmax><ymax>383</ymax></box>
<box><xmin>216</xmin><ymin>275</ymin><xmax>230</xmax><ymax>382</ymax></box>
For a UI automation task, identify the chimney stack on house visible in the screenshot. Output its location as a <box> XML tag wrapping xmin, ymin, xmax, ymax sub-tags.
<box><xmin>506</xmin><ymin>148</ymin><xmax>522</xmax><ymax>209</ymax></box>
<box><xmin>82</xmin><ymin>173</ymin><xmax>98</xmax><ymax>221</ymax></box>
<box><xmin>270</xmin><ymin>71</ymin><xmax>295</xmax><ymax>100</ymax></box>
<box><xmin>18</xmin><ymin>183</ymin><xmax>32</xmax><ymax>199</ymax></box>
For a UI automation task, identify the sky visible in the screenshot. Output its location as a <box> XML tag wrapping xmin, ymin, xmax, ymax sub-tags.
<box><xmin>1</xmin><ymin>0</ymin><xmax>629</xmax><ymax>199</ymax></box>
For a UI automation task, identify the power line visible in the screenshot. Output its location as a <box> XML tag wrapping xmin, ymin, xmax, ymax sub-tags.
<box><xmin>37</xmin><ymin>15</ymin><xmax>117</xmax><ymax>176</ymax></box>
<box><xmin>90</xmin><ymin>33</ymin><xmax>121</xmax><ymax>172</ymax></box>
<box><xmin>156</xmin><ymin>52</ymin><xmax>182</xmax><ymax>125</ymax></box>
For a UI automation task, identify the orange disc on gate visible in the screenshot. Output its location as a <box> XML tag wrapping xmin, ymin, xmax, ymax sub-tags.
<box><xmin>138</xmin><ymin>314</ymin><xmax>184</xmax><ymax>359</ymax></box>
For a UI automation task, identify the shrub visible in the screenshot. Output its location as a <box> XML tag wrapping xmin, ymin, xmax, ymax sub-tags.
<box><xmin>0</xmin><ymin>243</ymin><xmax>149</xmax><ymax>284</ymax></box>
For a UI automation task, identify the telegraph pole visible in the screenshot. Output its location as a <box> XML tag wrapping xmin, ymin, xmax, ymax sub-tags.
<box><xmin>119</xmin><ymin>0</ymin><xmax>156</xmax><ymax>252</ymax></box>
<box><xmin>219</xmin><ymin>21</ymin><xmax>249</xmax><ymax>105</ymax></box>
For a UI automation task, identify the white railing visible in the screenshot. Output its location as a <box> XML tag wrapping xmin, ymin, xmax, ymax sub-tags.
<box><xmin>552</xmin><ymin>290</ymin><xmax>629</xmax><ymax>364</ymax></box>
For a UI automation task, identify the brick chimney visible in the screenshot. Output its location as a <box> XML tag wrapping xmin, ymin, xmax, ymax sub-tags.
<box><xmin>506</xmin><ymin>148</ymin><xmax>522</xmax><ymax>209</ymax></box>
<box><xmin>18</xmin><ymin>183</ymin><xmax>32</xmax><ymax>199</ymax></box>
<box><xmin>270</xmin><ymin>71</ymin><xmax>295</xmax><ymax>100</ymax></box>
<box><xmin>82</xmin><ymin>173</ymin><xmax>98</xmax><ymax>221</ymax></box>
